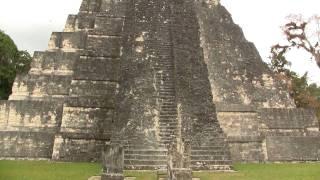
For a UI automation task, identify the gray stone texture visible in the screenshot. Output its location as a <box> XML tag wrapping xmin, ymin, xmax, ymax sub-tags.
<box><xmin>0</xmin><ymin>0</ymin><xmax>320</xmax><ymax>169</ymax></box>
<box><xmin>194</xmin><ymin>3</ymin><xmax>295</xmax><ymax>108</ymax></box>
<box><xmin>102</xmin><ymin>144</ymin><xmax>124</xmax><ymax>174</ymax></box>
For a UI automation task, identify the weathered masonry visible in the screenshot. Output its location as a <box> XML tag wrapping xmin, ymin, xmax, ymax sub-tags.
<box><xmin>0</xmin><ymin>0</ymin><xmax>319</xmax><ymax>170</ymax></box>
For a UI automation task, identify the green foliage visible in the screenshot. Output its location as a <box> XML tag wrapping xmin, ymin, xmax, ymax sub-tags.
<box><xmin>270</xmin><ymin>46</ymin><xmax>320</xmax><ymax>121</ymax></box>
<box><xmin>0</xmin><ymin>30</ymin><xmax>32</xmax><ymax>100</ymax></box>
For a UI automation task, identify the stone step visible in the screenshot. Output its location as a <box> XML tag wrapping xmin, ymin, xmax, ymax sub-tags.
<box><xmin>159</xmin><ymin>119</ymin><xmax>177</xmax><ymax>122</ymax></box>
<box><xmin>159</xmin><ymin>126</ymin><xmax>177</xmax><ymax>129</ymax></box>
<box><xmin>159</xmin><ymin>132</ymin><xmax>176</xmax><ymax>136</ymax></box>
<box><xmin>191</xmin><ymin>150</ymin><xmax>229</xmax><ymax>155</ymax></box>
<box><xmin>160</xmin><ymin>112</ymin><xmax>177</xmax><ymax>116</ymax></box>
<box><xmin>160</xmin><ymin>138</ymin><xmax>175</xmax><ymax>142</ymax></box>
<box><xmin>124</xmin><ymin>164</ymin><xmax>167</xmax><ymax>170</ymax></box>
<box><xmin>123</xmin><ymin>144</ymin><xmax>166</xmax><ymax>148</ymax></box>
<box><xmin>160</xmin><ymin>137</ymin><xmax>175</xmax><ymax>140</ymax></box>
<box><xmin>160</xmin><ymin>108</ymin><xmax>177</xmax><ymax>112</ymax></box>
<box><xmin>160</xmin><ymin>107</ymin><xmax>176</xmax><ymax>110</ymax></box>
<box><xmin>159</xmin><ymin>94</ymin><xmax>175</xmax><ymax>98</ymax></box>
<box><xmin>159</xmin><ymin>127</ymin><xmax>177</xmax><ymax>131</ymax></box>
<box><xmin>191</xmin><ymin>155</ymin><xmax>229</xmax><ymax>161</ymax></box>
<box><xmin>159</xmin><ymin>91</ymin><xmax>175</xmax><ymax>94</ymax></box>
<box><xmin>191</xmin><ymin>160</ymin><xmax>232</xmax><ymax>165</ymax></box>
<box><xmin>160</xmin><ymin>141</ymin><xmax>175</xmax><ymax>145</ymax></box>
<box><xmin>160</xmin><ymin>114</ymin><xmax>177</xmax><ymax>117</ymax></box>
<box><xmin>190</xmin><ymin>165</ymin><xmax>232</xmax><ymax>171</ymax></box>
<box><xmin>159</xmin><ymin>88</ymin><xmax>174</xmax><ymax>91</ymax></box>
<box><xmin>159</xmin><ymin>86</ymin><xmax>175</xmax><ymax>89</ymax></box>
<box><xmin>161</xmin><ymin>104</ymin><xmax>176</xmax><ymax>108</ymax></box>
<box><xmin>125</xmin><ymin>159</ymin><xmax>167</xmax><ymax>166</ymax></box>
<box><xmin>159</xmin><ymin>119</ymin><xmax>177</xmax><ymax>123</ymax></box>
<box><xmin>125</xmin><ymin>154</ymin><xmax>167</xmax><ymax>160</ymax></box>
<box><xmin>158</xmin><ymin>63</ymin><xmax>173</xmax><ymax>66</ymax></box>
<box><xmin>159</xmin><ymin>93</ymin><xmax>175</xmax><ymax>97</ymax></box>
<box><xmin>125</xmin><ymin>149</ymin><xmax>167</xmax><ymax>155</ymax></box>
<box><xmin>159</xmin><ymin>89</ymin><xmax>175</xmax><ymax>93</ymax></box>
<box><xmin>156</xmin><ymin>75</ymin><xmax>174</xmax><ymax>78</ymax></box>
<box><xmin>159</xmin><ymin>126</ymin><xmax>177</xmax><ymax>130</ymax></box>
<box><xmin>159</xmin><ymin>122</ymin><xmax>178</xmax><ymax>126</ymax></box>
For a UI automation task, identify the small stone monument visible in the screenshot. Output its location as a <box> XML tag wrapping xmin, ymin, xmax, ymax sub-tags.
<box><xmin>101</xmin><ymin>144</ymin><xmax>124</xmax><ymax>180</ymax></box>
<box><xmin>167</xmin><ymin>140</ymin><xmax>192</xmax><ymax>180</ymax></box>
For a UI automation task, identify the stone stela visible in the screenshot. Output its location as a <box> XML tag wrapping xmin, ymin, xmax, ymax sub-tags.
<box><xmin>0</xmin><ymin>0</ymin><xmax>320</xmax><ymax>176</ymax></box>
<box><xmin>167</xmin><ymin>140</ymin><xmax>192</xmax><ymax>180</ymax></box>
<box><xmin>101</xmin><ymin>144</ymin><xmax>124</xmax><ymax>180</ymax></box>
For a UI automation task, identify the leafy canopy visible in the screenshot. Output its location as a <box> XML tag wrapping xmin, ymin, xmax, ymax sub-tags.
<box><xmin>270</xmin><ymin>15</ymin><xmax>320</xmax><ymax>121</ymax></box>
<box><xmin>0</xmin><ymin>30</ymin><xmax>31</xmax><ymax>100</ymax></box>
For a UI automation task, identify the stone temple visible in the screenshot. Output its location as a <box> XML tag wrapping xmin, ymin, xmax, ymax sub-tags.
<box><xmin>1</xmin><ymin>0</ymin><xmax>320</xmax><ymax>171</ymax></box>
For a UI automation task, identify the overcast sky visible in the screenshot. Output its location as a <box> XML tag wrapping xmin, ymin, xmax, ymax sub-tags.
<box><xmin>0</xmin><ymin>0</ymin><xmax>319</xmax><ymax>84</ymax></box>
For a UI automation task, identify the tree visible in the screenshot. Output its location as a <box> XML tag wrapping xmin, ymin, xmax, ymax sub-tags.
<box><xmin>272</xmin><ymin>15</ymin><xmax>320</xmax><ymax>68</ymax></box>
<box><xmin>270</xmin><ymin>15</ymin><xmax>320</xmax><ymax>122</ymax></box>
<box><xmin>0</xmin><ymin>30</ymin><xmax>32</xmax><ymax>100</ymax></box>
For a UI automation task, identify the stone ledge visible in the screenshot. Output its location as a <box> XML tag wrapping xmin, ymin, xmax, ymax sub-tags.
<box><xmin>227</xmin><ymin>136</ymin><xmax>263</xmax><ymax>143</ymax></box>
<box><xmin>215</xmin><ymin>103</ymin><xmax>257</xmax><ymax>112</ymax></box>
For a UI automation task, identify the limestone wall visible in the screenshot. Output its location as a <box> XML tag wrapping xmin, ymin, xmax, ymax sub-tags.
<box><xmin>0</xmin><ymin>100</ymin><xmax>62</xmax><ymax>159</ymax></box>
<box><xmin>0</xmin><ymin>132</ymin><xmax>55</xmax><ymax>159</ymax></box>
<box><xmin>216</xmin><ymin>104</ymin><xmax>264</xmax><ymax>162</ymax></box>
<box><xmin>194</xmin><ymin>3</ymin><xmax>295</xmax><ymax>108</ymax></box>
<box><xmin>217</xmin><ymin>105</ymin><xmax>320</xmax><ymax>162</ymax></box>
<box><xmin>259</xmin><ymin>108</ymin><xmax>319</xmax><ymax>131</ymax></box>
<box><xmin>266</xmin><ymin>136</ymin><xmax>320</xmax><ymax>161</ymax></box>
<box><xmin>0</xmin><ymin>100</ymin><xmax>63</xmax><ymax>132</ymax></box>
<box><xmin>52</xmin><ymin>135</ymin><xmax>108</xmax><ymax>162</ymax></box>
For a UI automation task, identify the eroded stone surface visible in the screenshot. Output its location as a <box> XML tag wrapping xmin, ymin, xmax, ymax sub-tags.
<box><xmin>0</xmin><ymin>0</ymin><xmax>319</xmax><ymax>167</ymax></box>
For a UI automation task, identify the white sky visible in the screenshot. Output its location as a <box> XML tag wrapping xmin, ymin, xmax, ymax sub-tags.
<box><xmin>0</xmin><ymin>0</ymin><xmax>319</xmax><ymax>85</ymax></box>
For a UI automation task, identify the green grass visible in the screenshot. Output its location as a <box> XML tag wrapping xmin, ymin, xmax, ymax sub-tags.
<box><xmin>1</xmin><ymin>161</ymin><xmax>320</xmax><ymax>180</ymax></box>
<box><xmin>195</xmin><ymin>163</ymin><xmax>320</xmax><ymax>180</ymax></box>
<box><xmin>0</xmin><ymin>161</ymin><xmax>101</xmax><ymax>180</ymax></box>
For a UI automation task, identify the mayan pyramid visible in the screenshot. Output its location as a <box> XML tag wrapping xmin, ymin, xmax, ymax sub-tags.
<box><xmin>0</xmin><ymin>0</ymin><xmax>319</xmax><ymax>171</ymax></box>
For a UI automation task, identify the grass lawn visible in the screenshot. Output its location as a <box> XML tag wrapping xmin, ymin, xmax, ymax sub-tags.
<box><xmin>1</xmin><ymin>161</ymin><xmax>320</xmax><ymax>180</ymax></box>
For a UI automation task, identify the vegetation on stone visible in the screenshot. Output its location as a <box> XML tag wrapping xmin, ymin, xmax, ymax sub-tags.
<box><xmin>0</xmin><ymin>30</ymin><xmax>32</xmax><ymax>100</ymax></box>
<box><xmin>270</xmin><ymin>16</ymin><xmax>320</xmax><ymax>121</ymax></box>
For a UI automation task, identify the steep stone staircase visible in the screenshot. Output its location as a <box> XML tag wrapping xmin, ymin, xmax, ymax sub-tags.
<box><xmin>190</xmin><ymin>127</ymin><xmax>232</xmax><ymax>170</ymax></box>
<box><xmin>157</xmin><ymin>56</ymin><xmax>179</xmax><ymax>145</ymax></box>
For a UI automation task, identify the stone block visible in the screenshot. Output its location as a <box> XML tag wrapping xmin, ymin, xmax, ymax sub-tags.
<box><xmin>30</xmin><ymin>51</ymin><xmax>78</xmax><ymax>75</ymax></box>
<box><xmin>60</xmin><ymin>107</ymin><xmax>113</xmax><ymax>137</ymax></box>
<box><xmin>73</xmin><ymin>56</ymin><xmax>120</xmax><ymax>81</ymax></box>
<box><xmin>99</xmin><ymin>0</ymin><xmax>127</xmax><ymax>17</ymax></box>
<box><xmin>94</xmin><ymin>17</ymin><xmax>124</xmax><ymax>36</ymax></box>
<box><xmin>85</xmin><ymin>35</ymin><xmax>121</xmax><ymax>57</ymax></box>
<box><xmin>259</xmin><ymin>108</ymin><xmax>319</xmax><ymax>129</ymax></box>
<box><xmin>77</xmin><ymin>14</ymin><xmax>96</xmax><ymax>30</ymax></box>
<box><xmin>64</xmin><ymin>15</ymin><xmax>78</xmax><ymax>32</ymax></box>
<box><xmin>65</xmin><ymin>96</ymin><xmax>115</xmax><ymax>108</ymax></box>
<box><xmin>52</xmin><ymin>135</ymin><xmax>109</xmax><ymax>161</ymax></box>
<box><xmin>217</xmin><ymin>112</ymin><xmax>259</xmax><ymax>137</ymax></box>
<box><xmin>228</xmin><ymin>141</ymin><xmax>265</xmax><ymax>162</ymax></box>
<box><xmin>266</xmin><ymin>136</ymin><xmax>320</xmax><ymax>161</ymax></box>
<box><xmin>10</xmin><ymin>74</ymin><xmax>72</xmax><ymax>99</ymax></box>
<box><xmin>70</xmin><ymin>80</ymin><xmax>118</xmax><ymax>97</ymax></box>
<box><xmin>169</xmin><ymin>168</ymin><xmax>193</xmax><ymax>180</ymax></box>
<box><xmin>48</xmin><ymin>32</ymin><xmax>86</xmax><ymax>50</ymax></box>
<box><xmin>102</xmin><ymin>144</ymin><xmax>124</xmax><ymax>174</ymax></box>
<box><xmin>0</xmin><ymin>101</ymin><xmax>8</xmax><ymax>127</ymax></box>
<box><xmin>0</xmin><ymin>100</ymin><xmax>63</xmax><ymax>132</ymax></box>
<box><xmin>0</xmin><ymin>131</ymin><xmax>55</xmax><ymax>159</ymax></box>
<box><xmin>80</xmin><ymin>0</ymin><xmax>102</xmax><ymax>12</ymax></box>
<box><xmin>101</xmin><ymin>174</ymin><xmax>124</xmax><ymax>180</ymax></box>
